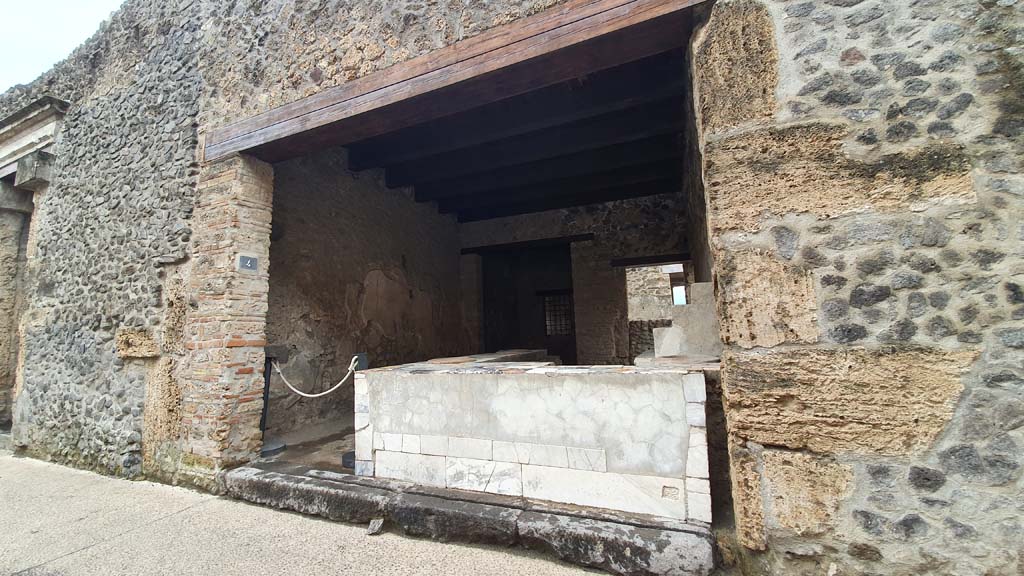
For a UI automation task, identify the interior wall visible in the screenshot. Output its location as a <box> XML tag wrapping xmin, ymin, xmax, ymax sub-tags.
<box><xmin>266</xmin><ymin>148</ymin><xmax>463</xmax><ymax>436</ymax></box>
<box><xmin>460</xmin><ymin>194</ymin><xmax>688</xmax><ymax>365</ymax></box>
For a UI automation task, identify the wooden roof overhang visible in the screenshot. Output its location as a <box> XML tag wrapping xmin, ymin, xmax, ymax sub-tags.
<box><xmin>205</xmin><ymin>0</ymin><xmax>706</xmax><ymax>221</ymax></box>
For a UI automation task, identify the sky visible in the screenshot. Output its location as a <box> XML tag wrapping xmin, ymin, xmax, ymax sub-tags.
<box><xmin>0</xmin><ymin>0</ymin><xmax>126</xmax><ymax>92</ymax></box>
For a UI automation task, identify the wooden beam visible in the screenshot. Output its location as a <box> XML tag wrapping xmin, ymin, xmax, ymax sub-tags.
<box><xmin>456</xmin><ymin>177</ymin><xmax>681</xmax><ymax>222</ymax></box>
<box><xmin>346</xmin><ymin>49</ymin><xmax>685</xmax><ymax>170</ymax></box>
<box><xmin>205</xmin><ymin>0</ymin><xmax>703</xmax><ymax>162</ymax></box>
<box><xmin>436</xmin><ymin>160</ymin><xmax>682</xmax><ymax>214</ymax></box>
<box><xmin>415</xmin><ymin>133</ymin><xmax>683</xmax><ymax>202</ymax></box>
<box><xmin>387</xmin><ymin>97</ymin><xmax>684</xmax><ymax>187</ymax></box>
<box><xmin>610</xmin><ymin>253</ymin><xmax>691</xmax><ymax>267</ymax></box>
<box><xmin>461</xmin><ymin>234</ymin><xmax>595</xmax><ymax>255</ymax></box>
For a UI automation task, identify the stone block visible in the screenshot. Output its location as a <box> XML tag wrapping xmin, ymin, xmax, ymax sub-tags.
<box><xmin>686</xmin><ymin>403</ymin><xmax>706</xmax><ymax>427</ymax></box>
<box><xmin>401</xmin><ymin>434</ymin><xmax>420</xmax><ymax>454</ymax></box>
<box><xmin>687</xmin><ymin>492</ymin><xmax>712</xmax><ymax>524</ymax></box>
<box><xmin>375</xmin><ymin>451</ymin><xmax>446</xmax><ymax>487</ymax></box>
<box><xmin>515</xmin><ymin>442</ymin><xmax>569</xmax><ymax>467</ymax></box>
<box><xmin>446</xmin><ymin>457</ymin><xmax>523</xmax><ymax>496</ymax></box>
<box><xmin>354</xmin><ymin>460</ymin><xmax>374</xmax><ymax>477</ymax></box>
<box><xmin>381</xmin><ymin>432</ymin><xmax>402</xmax><ymax>452</ymax></box>
<box><xmin>518</xmin><ymin>511</ymin><xmax>714</xmax><ymax>576</ymax></box>
<box><xmin>682</xmin><ymin>374</ymin><xmax>707</xmax><ymax>402</ymax></box>
<box><xmin>354</xmin><ymin>424</ymin><xmax>373</xmax><ymax>460</ymax></box>
<box><xmin>567</xmin><ymin>447</ymin><xmax>607</xmax><ymax>472</ymax></box>
<box><xmin>390</xmin><ymin>493</ymin><xmax>520</xmax><ymax>546</ymax></box>
<box><xmin>723</xmin><ymin>347</ymin><xmax>977</xmax><ymax>454</ymax></box>
<box><xmin>762</xmin><ymin>450</ymin><xmax>851</xmax><ymax>536</ymax></box>
<box><xmin>521</xmin><ymin>465</ymin><xmax>688</xmax><ymax>520</ymax></box>
<box><xmin>448</xmin><ymin>436</ymin><xmax>491</xmax><ymax>460</ymax></box>
<box><xmin>115</xmin><ymin>328</ymin><xmax>160</xmax><ymax>358</ymax></box>
<box><xmin>420</xmin><ymin>434</ymin><xmax>448</xmax><ymax>456</ymax></box>
<box><xmin>223</xmin><ymin>466</ymin><xmax>388</xmax><ymax>524</ymax></box>
<box><xmin>14</xmin><ymin>150</ymin><xmax>54</xmax><ymax>191</ymax></box>
<box><xmin>717</xmin><ymin>251</ymin><xmax>819</xmax><ymax>349</ymax></box>
<box><xmin>492</xmin><ymin>440</ymin><xmax>517</xmax><ymax>462</ymax></box>
<box><xmin>687</xmin><ymin>446</ymin><xmax>709</xmax><ymax>479</ymax></box>
<box><xmin>686</xmin><ymin>478</ymin><xmax>710</xmax><ymax>494</ymax></box>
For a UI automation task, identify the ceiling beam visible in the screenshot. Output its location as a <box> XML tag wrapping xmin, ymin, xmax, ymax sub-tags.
<box><xmin>436</xmin><ymin>160</ymin><xmax>682</xmax><ymax>214</ymax></box>
<box><xmin>204</xmin><ymin>0</ymin><xmax>703</xmax><ymax>162</ymax></box>
<box><xmin>415</xmin><ymin>133</ymin><xmax>684</xmax><ymax>202</ymax></box>
<box><xmin>346</xmin><ymin>49</ymin><xmax>685</xmax><ymax>170</ymax></box>
<box><xmin>386</xmin><ymin>97</ymin><xmax>685</xmax><ymax>187</ymax></box>
<box><xmin>456</xmin><ymin>177</ymin><xmax>681</xmax><ymax>222</ymax></box>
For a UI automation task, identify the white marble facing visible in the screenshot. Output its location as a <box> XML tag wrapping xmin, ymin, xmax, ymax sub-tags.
<box><xmin>567</xmin><ymin>447</ymin><xmax>607</xmax><ymax>472</ymax></box>
<box><xmin>688</xmin><ymin>492</ymin><xmax>712</xmax><ymax>523</ymax></box>
<box><xmin>685</xmin><ymin>402</ymin><xmax>706</xmax><ymax>427</ymax></box>
<box><xmin>401</xmin><ymin>434</ymin><xmax>421</xmax><ymax>454</ymax></box>
<box><xmin>683</xmin><ymin>374</ymin><xmax>707</xmax><ymax>403</ymax></box>
<box><xmin>420</xmin><ymin>434</ymin><xmax>448</xmax><ymax>456</ymax></box>
<box><xmin>367</xmin><ymin>371</ymin><xmax>696</xmax><ymax>478</ymax></box>
<box><xmin>375</xmin><ymin>451</ymin><xmax>446</xmax><ymax>487</ymax></box>
<box><xmin>373</xmin><ymin>432</ymin><xmax>384</xmax><ymax>450</ymax></box>
<box><xmin>446</xmin><ymin>457</ymin><xmax>523</xmax><ymax>496</ymax></box>
<box><xmin>354</xmin><ymin>412</ymin><xmax>369</xmax><ymax>429</ymax></box>
<box><xmin>686</xmin><ymin>477</ymin><xmax>710</xmax><ymax>494</ymax></box>
<box><xmin>493</xmin><ymin>440</ymin><xmax>518</xmax><ymax>462</ymax></box>
<box><xmin>354</xmin><ymin>392</ymin><xmax>369</xmax><ymax>413</ymax></box>
<box><xmin>355</xmin><ymin>424</ymin><xmax>373</xmax><ymax>460</ymax></box>
<box><xmin>354</xmin><ymin>374</ymin><xmax>368</xmax><ymax>395</ymax></box>
<box><xmin>514</xmin><ymin>442</ymin><xmax>569</xmax><ymax>467</ymax></box>
<box><xmin>521</xmin><ymin>465</ymin><xmax>688</xmax><ymax>519</ymax></box>
<box><xmin>354</xmin><ymin>460</ymin><xmax>374</xmax><ymax>477</ymax></box>
<box><xmin>689</xmin><ymin>427</ymin><xmax>707</xmax><ymax>448</ymax></box>
<box><xmin>687</xmin><ymin>445</ymin><xmax>709</xmax><ymax>479</ymax></box>
<box><xmin>382</xmin><ymin>432</ymin><xmax>402</xmax><ymax>452</ymax></box>
<box><xmin>448</xmin><ymin>437</ymin><xmax>491</xmax><ymax>460</ymax></box>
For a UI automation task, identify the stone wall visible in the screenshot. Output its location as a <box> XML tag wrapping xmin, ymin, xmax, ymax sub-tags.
<box><xmin>265</xmin><ymin>148</ymin><xmax>462</xmax><ymax>436</ymax></box>
<box><xmin>693</xmin><ymin>0</ymin><xmax>1024</xmax><ymax>573</ymax></box>
<box><xmin>2</xmin><ymin>0</ymin><xmax>201</xmax><ymax>479</ymax></box>
<box><xmin>460</xmin><ymin>194</ymin><xmax>689</xmax><ymax>365</ymax></box>
<box><xmin>626</xmin><ymin>265</ymin><xmax>676</xmax><ymax>321</ymax></box>
<box><xmin>0</xmin><ymin>210</ymin><xmax>28</xmax><ymax>429</ymax></box>
<box><xmin>0</xmin><ymin>0</ymin><xmax>576</xmax><ymax>482</ymax></box>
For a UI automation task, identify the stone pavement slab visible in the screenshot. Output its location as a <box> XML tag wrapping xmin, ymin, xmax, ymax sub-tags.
<box><xmin>0</xmin><ymin>454</ymin><xmax>589</xmax><ymax>576</ymax></box>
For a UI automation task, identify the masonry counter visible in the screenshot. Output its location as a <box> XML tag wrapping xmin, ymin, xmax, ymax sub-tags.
<box><xmin>353</xmin><ymin>351</ymin><xmax>712</xmax><ymax>523</ymax></box>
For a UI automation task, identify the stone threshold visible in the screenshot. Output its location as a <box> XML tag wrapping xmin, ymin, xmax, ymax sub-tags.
<box><xmin>224</xmin><ymin>461</ymin><xmax>715</xmax><ymax>576</ymax></box>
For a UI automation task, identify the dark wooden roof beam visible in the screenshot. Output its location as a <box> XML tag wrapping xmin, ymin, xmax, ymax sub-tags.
<box><xmin>456</xmin><ymin>177</ymin><xmax>681</xmax><ymax>222</ymax></box>
<box><xmin>386</xmin><ymin>96</ymin><xmax>685</xmax><ymax>187</ymax></box>
<box><xmin>435</xmin><ymin>159</ymin><xmax>681</xmax><ymax>214</ymax></box>
<box><xmin>414</xmin><ymin>133</ymin><xmax>684</xmax><ymax>202</ymax></box>
<box><xmin>346</xmin><ymin>49</ymin><xmax>686</xmax><ymax>170</ymax></box>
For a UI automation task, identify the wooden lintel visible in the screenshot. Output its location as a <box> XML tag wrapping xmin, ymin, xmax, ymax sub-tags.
<box><xmin>461</xmin><ymin>234</ymin><xmax>595</xmax><ymax>255</ymax></box>
<box><xmin>609</xmin><ymin>252</ymin><xmax>691</xmax><ymax>267</ymax></box>
<box><xmin>205</xmin><ymin>0</ymin><xmax>703</xmax><ymax>162</ymax></box>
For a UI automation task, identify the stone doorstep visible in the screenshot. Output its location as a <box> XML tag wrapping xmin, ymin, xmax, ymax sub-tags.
<box><xmin>223</xmin><ymin>461</ymin><xmax>714</xmax><ymax>576</ymax></box>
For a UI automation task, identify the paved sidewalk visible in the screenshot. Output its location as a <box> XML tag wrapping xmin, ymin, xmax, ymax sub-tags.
<box><xmin>0</xmin><ymin>454</ymin><xmax>589</xmax><ymax>576</ymax></box>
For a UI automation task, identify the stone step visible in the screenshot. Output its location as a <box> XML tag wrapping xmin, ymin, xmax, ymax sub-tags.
<box><xmin>225</xmin><ymin>461</ymin><xmax>714</xmax><ymax>576</ymax></box>
<box><xmin>0</xmin><ymin>431</ymin><xmax>12</xmax><ymax>452</ymax></box>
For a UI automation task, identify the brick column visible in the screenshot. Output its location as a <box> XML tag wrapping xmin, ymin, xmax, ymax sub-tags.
<box><xmin>180</xmin><ymin>155</ymin><xmax>273</xmax><ymax>479</ymax></box>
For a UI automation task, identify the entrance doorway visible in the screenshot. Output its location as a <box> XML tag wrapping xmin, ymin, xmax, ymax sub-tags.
<box><xmin>482</xmin><ymin>244</ymin><xmax>576</xmax><ymax>364</ymax></box>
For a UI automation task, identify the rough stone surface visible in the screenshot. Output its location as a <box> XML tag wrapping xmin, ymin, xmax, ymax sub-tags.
<box><xmin>224</xmin><ymin>463</ymin><xmax>715</xmax><ymax>576</ymax></box>
<box><xmin>723</xmin><ymin>347</ymin><xmax>976</xmax><ymax>455</ymax></box>
<box><xmin>762</xmin><ymin>451</ymin><xmax>851</xmax><ymax>536</ymax></box>
<box><xmin>693</xmin><ymin>0</ymin><xmax>778</xmax><ymax>133</ymax></box>
<box><xmin>704</xmin><ymin>124</ymin><xmax>974</xmax><ymax>234</ymax></box>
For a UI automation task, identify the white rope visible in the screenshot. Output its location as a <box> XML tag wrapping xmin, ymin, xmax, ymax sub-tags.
<box><xmin>272</xmin><ymin>355</ymin><xmax>360</xmax><ymax>398</ymax></box>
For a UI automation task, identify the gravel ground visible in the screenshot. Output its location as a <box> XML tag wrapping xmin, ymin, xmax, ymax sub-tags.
<box><xmin>0</xmin><ymin>453</ymin><xmax>591</xmax><ymax>576</ymax></box>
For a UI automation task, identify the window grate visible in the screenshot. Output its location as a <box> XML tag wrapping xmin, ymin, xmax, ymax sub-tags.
<box><xmin>543</xmin><ymin>294</ymin><xmax>574</xmax><ymax>336</ymax></box>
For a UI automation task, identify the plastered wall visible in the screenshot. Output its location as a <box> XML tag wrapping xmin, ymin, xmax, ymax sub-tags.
<box><xmin>265</xmin><ymin>148</ymin><xmax>463</xmax><ymax>436</ymax></box>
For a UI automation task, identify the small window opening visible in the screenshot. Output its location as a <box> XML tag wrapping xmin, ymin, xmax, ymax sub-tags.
<box><xmin>543</xmin><ymin>293</ymin><xmax>574</xmax><ymax>337</ymax></box>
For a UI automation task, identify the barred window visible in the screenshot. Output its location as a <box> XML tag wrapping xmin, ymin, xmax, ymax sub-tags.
<box><xmin>543</xmin><ymin>294</ymin><xmax>574</xmax><ymax>336</ymax></box>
